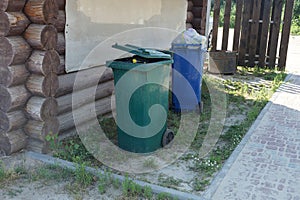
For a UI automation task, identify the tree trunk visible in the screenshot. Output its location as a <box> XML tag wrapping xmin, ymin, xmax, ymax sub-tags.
<box><xmin>0</xmin><ymin>129</ymin><xmax>27</xmax><ymax>155</ymax></box>
<box><xmin>0</xmin><ymin>64</ymin><xmax>29</xmax><ymax>87</ymax></box>
<box><xmin>25</xmin><ymin>97</ymin><xmax>58</xmax><ymax>121</ymax></box>
<box><xmin>56</xmin><ymin>67</ymin><xmax>113</xmax><ymax>97</ymax></box>
<box><xmin>54</xmin><ymin>10</ymin><xmax>65</xmax><ymax>32</ymax></box>
<box><xmin>0</xmin><ymin>36</ymin><xmax>32</xmax><ymax>66</ymax></box>
<box><xmin>0</xmin><ymin>110</ymin><xmax>27</xmax><ymax>133</ymax></box>
<box><xmin>0</xmin><ymin>0</ymin><xmax>26</xmax><ymax>12</ymax></box>
<box><xmin>0</xmin><ymin>85</ymin><xmax>31</xmax><ymax>112</ymax></box>
<box><xmin>0</xmin><ymin>11</ymin><xmax>30</xmax><ymax>37</ymax></box>
<box><xmin>26</xmin><ymin>50</ymin><xmax>60</xmax><ymax>75</ymax></box>
<box><xmin>57</xmin><ymin>80</ymin><xmax>114</xmax><ymax>114</ymax></box>
<box><xmin>24</xmin><ymin>24</ymin><xmax>57</xmax><ymax>50</ymax></box>
<box><xmin>56</xmin><ymin>32</ymin><xmax>65</xmax><ymax>55</ymax></box>
<box><xmin>26</xmin><ymin>73</ymin><xmax>58</xmax><ymax>97</ymax></box>
<box><xmin>24</xmin><ymin>0</ymin><xmax>58</xmax><ymax>25</ymax></box>
<box><xmin>25</xmin><ymin>118</ymin><xmax>59</xmax><ymax>141</ymax></box>
<box><xmin>58</xmin><ymin>96</ymin><xmax>112</xmax><ymax>133</ymax></box>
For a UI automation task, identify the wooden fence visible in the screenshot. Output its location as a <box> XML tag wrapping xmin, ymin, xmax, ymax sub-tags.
<box><xmin>211</xmin><ymin>0</ymin><xmax>295</xmax><ymax>70</ymax></box>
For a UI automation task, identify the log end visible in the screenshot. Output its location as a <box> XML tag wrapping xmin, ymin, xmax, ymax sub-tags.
<box><xmin>0</xmin><ymin>37</ymin><xmax>13</xmax><ymax>66</ymax></box>
<box><xmin>41</xmin><ymin>25</ymin><xmax>57</xmax><ymax>50</ymax></box>
<box><xmin>44</xmin><ymin>0</ymin><xmax>59</xmax><ymax>24</ymax></box>
<box><xmin>0</xmin><ymin>0</ymin><xmax>8</xmax><ymax>12</ymax></box>
<box><xmin>0</xmin><ymin>111</ymin><xmax>9</xmax><ymax>133</ymax></box>
<box><xmin>0</xmin><ymin>130</ymin><xmax>27</xmax><ymax>155</ymax></box>
<box><xmin>0</xmin><ymin>85</ymin><xmax>11</xmax><ymax>113</ymax></box>
<box><xmin>0</xmin><ymin>11</ymin><xmax>9</xmax><ymax>36</ymax></box>
<box><xmin>0</xmin><ymin>67</ymin><xmax>12</xmax><ymax>87</ymax></box>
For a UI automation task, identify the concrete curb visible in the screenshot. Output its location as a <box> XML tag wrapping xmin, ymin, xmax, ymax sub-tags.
<box><xmin>203</xmin><ymin>73</ymin><xmax>293</xmax><ymax>199</ymax></box>
<box><xmin>26</xmin><ymin>151</ymin><xmax>205</xmax><ymax>200</ymax></box>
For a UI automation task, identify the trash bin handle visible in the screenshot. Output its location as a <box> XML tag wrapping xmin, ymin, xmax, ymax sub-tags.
<box><xmin>112</xmin><ymin>43</ymin><xmax>171</xmax><ymax>59</ymax></box>
<box><xmin>112</xmin><ymin>43</ymin><xmax>142</xmax><ymax>54</ymax></box>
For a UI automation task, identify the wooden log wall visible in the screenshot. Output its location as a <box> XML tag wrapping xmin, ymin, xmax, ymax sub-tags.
<box><xmin>186</xmin><ymin>0</ymin><xmax>207</xmax><ymax>35</ymax></box>
<box><xmin>22</xmin><ymin>0</ymin><xmax>60</xmax><ymax>153</ymax></box>
<box><xmin>0</xmin><ymin>0</ymin><xmax>30</xmax><ymax>155</ymax></box>
<box><xmin>0</xmin><ymin>0</ymin><xmax>122</xmax><ymax>155</ymax></box>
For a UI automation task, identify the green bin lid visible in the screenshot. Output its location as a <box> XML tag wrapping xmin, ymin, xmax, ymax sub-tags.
<box><xmin>112</xmin><ymin>43</ymin><xmax>171</xmax><ymax>59</ymax></box>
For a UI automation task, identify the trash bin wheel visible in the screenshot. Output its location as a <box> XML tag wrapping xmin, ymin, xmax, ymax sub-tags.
<box><xmin>162</xmin><ymin>129</ymin><xmax>174</xmax><ymax>147</ymax></box>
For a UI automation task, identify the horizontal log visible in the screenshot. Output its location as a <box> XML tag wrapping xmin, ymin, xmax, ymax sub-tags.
<box><xmin>56</xmin><ymin>32</ymin><xmax>65</xmax><ymax>54</ymax></box>
<box><xmin>192</xmin><ymin>7</ymin><xmax>204</xmax><ymax>18</ymax></box>
<box><xmin>192</xmin><ymin>18</ymin><xmax>204</xmax><ymax>28</ymax></box>
<box><xmin>0</xmin><ymin>11</ymin><xmax>30</xmax><ymax>37</ymax></box>
<box><xmin>24</xmin><ymin>0</ymin><xmax>58</xmax><ymax>24</ymax></box>
<box><xmin>24</xmin><ymin>118</ymin><xmax>59</xmax><ymax>141</ymax></box>
<box><xmin>57</xmin><ymin>80</ymin><xmax>114</xmax><ymax>114</ymax></box>
<box><xmin>0</xmin><ymin>129</ymin><xmax>27</xmax><ymax>155</ymax></box>
<box><xmin>0</xmin><ymin>110</ymin><xmax>27</xmax><ymax>133</ymax></box>
<box><xmin>0</xmin><ymin>85</ymin><xmax>31</xmax><ymax>112</ymax></box>
<box><xmin>54</xmin><ymin>10</ymin><xmax>65</xmax><ymax>32</ymax></box>
<box><xmin>57</xmin><ymin>54</ymin><xmax>65</xmax><ymax>75</ymax></box>
<box><xmin>25</xmin><ymin>97</ymin><xmax>58</xmax><ymax>121</ymax></box>
<box><xmin>56</xmin><ymin>67</ymin><xmax>113</xmax><ymax>97</ymax></box>
<box><xmin>26</xmin><ymin>73</ymin><xmax>58</xmax><ymax>97</ymax></box>
<box><xmin>0</xmin><ymin>36</ymin><xmax>32</xmax><ymax>66</ymax></box>
<box><xmin>192</xmin><ymin>0</ymin><xmax>205</xmax><ymax>7</ymax></box>
<box><xmin>26</xmin><ymin>50</ymin><xmax>60</xmax><ymax>75</ymax></box>
<box><xmin>58</xmin><ymin>96</ymin><xmax>113</xmax><ymax>133</ymax></box>
<box><xmin>26</xmin><ymin>138</ymin><xmax>48</xmax><ymax>153</ymax></box>
<box><xmin>56</xmin><ymin>0</ymin><xmax>65</xmax><ymax>10</ymax></box>
<box><xmin>58</xmin><ymin>120</ymin><xmax>99</xmax><ymax>140</ymax></box>
<box><xmin>188</xmin><ymin>1</ymin><xmax>193</xmax><ymax>11</ymax></box>
<box><xmin>24</xmin><ymin>24</ymin><xmax>57</xmax><ymax>50</ymax></box>
<box><xmin>186</xmin><ymin>11</ymin><xmax>194</xmax><ymax>23</ymax></box>
<box><xmin>0</xmin><ymin>0</ymin><xmax>26</xmax><ymax>12</ymax></box>
<box><xmin>0</xmin><ymin>64</ymin><xmax>29</xmax><ymax>87</ymax></box>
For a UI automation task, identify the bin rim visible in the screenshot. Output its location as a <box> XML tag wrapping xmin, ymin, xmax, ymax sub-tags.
<box><xmin>106</xmin><ymin>59</ymin><xmax>172</xmax><ymax>72</ymax></box>
<box><xmin>171</xmin><ymin>43</ymin><xmax>207</xmax><ymax>51</ymax></box>
<box><xmin>112</xmin><ymin>43</ymin><xmax>172</xmax><ymax>60</ymax></box>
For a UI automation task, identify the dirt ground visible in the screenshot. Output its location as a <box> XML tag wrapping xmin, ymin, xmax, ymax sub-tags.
<box><xmin>0</xmin><ymin>152</ymin><xmax>123</xmax><ymax>200</ymax></box>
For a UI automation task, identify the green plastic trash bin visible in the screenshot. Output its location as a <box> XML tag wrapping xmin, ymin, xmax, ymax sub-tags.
<box><xmin>106</xmin><ymin>44</ymin><xmax>174</xmax><ymax>153</ymax></box>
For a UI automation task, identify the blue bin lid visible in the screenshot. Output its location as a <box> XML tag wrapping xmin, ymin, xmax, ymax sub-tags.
<box><xmin>112</xmin><ymin>43</ymin><xmax>172</xmax><ymax>60</ymax></box>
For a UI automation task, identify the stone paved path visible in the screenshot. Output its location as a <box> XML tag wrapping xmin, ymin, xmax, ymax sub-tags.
<box><xmin>203</xmin><ymin>36</ymin><xmax>300</xmax><ymax>200</ymax></box>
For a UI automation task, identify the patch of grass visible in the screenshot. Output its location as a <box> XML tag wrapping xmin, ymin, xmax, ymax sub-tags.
<box><xmin>122</xmin><ymin>176</ymin><xmax>143</xmax><ymax>198</ymax></box>
<box><xmin>121</xmin><ymin>176</ymin><xmax>155</xmax><ymax>199</ymax></box>
<box><xmin>46</xmin><ymin>134</ymin><xmax>95</xmax><ymax>165</ymax></box>
<box><xmin>74</xmin><ymin>161</ymin><xmax>95</xmax><ymax>188</ymax></box>
<box><xmin>157</xmin><ymin>192</ymin><xmax>177</xmax><ymax>200</ymax></box>
<box><xmin>143</xmin><ymin>158</ymin><xmax>158</xmax><ymax>169</ymax></box>
<box><xmin>98</xmin><ymin>169</ymin><xmax>120</xmax><ymax>194</ymax></box>
<box><xmin>0</xmin><ymin>161</ymin><xmax>6</xmax><ymax>182</ymax></box>
<box><xmin>158</xmin><ymin>174</ymin><xmax>181</xmax><ymax>188</ymax></box>
<box><xmin>29</xmin><ymin>164</ymin><xmax>74</xmax><ymax>183</ymax></box>
<box><xmin>0</xmin><ymin>161</ymin><xmax>25</xmax><ymax>186</ymax></box>
<box><xmin>193</xmin><ymin>178</ymin><xmax>210</xmax><ymax>191</ymax></box>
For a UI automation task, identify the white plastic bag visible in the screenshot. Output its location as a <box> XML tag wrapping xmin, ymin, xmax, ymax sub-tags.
<box><xmin>172</xmin><ymin>28</ymin><xmax>206</xmax><ymax>46</ymax></box>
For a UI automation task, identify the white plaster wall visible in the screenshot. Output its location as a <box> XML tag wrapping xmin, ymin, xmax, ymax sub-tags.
<box><xmin>66</xmin><ymin>0</ymin><xmax>187</xmax><ymax>72</ymax></box>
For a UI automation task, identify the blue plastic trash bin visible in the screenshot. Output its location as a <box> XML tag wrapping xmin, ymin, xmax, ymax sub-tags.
<box><xmin>171</xmin><ymin>43</ymin><xmax>205</xmax><ymax>112</ymax></box>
